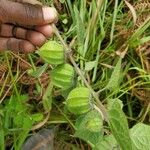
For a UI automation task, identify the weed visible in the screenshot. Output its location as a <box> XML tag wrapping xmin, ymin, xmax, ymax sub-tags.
<box><xmin>0</xmin><ymin>0</ymin><xmax>150</xmax><ymax>149</ymax></box>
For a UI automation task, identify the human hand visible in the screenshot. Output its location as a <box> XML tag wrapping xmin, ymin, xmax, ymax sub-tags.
<box><xmin>0</xmin><ymin>0</ymin><xmax>58</xmax><ymax>53</ymax></box>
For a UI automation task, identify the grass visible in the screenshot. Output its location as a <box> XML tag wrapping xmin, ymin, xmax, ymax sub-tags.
<box><xmin>0</xmin><ymin>0</ymin><xmax>150</xmax><ymax>149</ymax></box>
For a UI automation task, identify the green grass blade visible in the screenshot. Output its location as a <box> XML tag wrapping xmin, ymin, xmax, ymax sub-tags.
<box><xmin>0</xmin><ymin>128</ymin><xmax>5</xmax><ymax>150</ymax></box>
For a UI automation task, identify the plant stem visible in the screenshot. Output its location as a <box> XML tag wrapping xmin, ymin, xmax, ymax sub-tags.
<box><xmin>53</xmin><ymin>102</ymin><xmax>76</xmax><ymax>130</ymax></box>
<box><xmin>52</xmin><ymin>24</ymin><xmax>108</xmax><ymax>121</ymax></box>
<box><xmin>4</xmin><ymin>53</ymin><xmax>20</xmax><ymax>101</ymax></box>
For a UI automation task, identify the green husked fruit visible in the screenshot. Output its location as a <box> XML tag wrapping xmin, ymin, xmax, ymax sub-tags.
<box><xmin>66</xmin><ymin>87</ymin><xmax>92</xmax><ymax>115</ymax></box>
<box><xmin>85</xmin><ymin>114</ymin><xmax>103</xmax><ymax>132</ymax></box>
<box><xmin>75</xmin><ymin>110</ymin><xmax>103</xmax><ymax>133</ymax></box>
<box><xmin>51</xmin><ymin>63</ymin><xmax>75</xmax><ymax>89</ymax></box>
<box><xmin>37</xmin><ymin>41</ymin><xmax>64</xmax><ymax>65</ymax></box>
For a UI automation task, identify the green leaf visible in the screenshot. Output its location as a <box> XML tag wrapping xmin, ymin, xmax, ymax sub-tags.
<box><xmin>4</xmin><ymin>95</ymin><xmax>28</xmax><ymax>129</ymax></box>
<box><xmin>75</xmin><ymin>129</ymin><xmax>103</xmax><ymax>146</ymax></box>
<box><xmin>140</xmin><ymin>36</ymin><xmax>150</xmax><ymax>45</ymax></box>
<box><xmin>74</xmin><ymin>6</ymin><xmax>85</xmax><ymax>55</ymax></box>
<box><xmin>43</xmin><ymin>95</ymin><xmax>52</xmax><ymax>112</ymax></box>
<box><xmin>106</xmin><ymin>58</ymin><xmax>122</xmax><ymax>91</ymax></box>
<box><xmin>13</xmin><ymin>113</ymin><xmax>24</xmax><ymax>127</ymax></box>
<box><xmin>85</xmin><ymin>61</ymin><xmax>96</xmax><ymax>71</ymax></box>
<box><xmin>75</xmin><ymin>110</ymin><xmax>103</xmax><ymax>132</ymax></box>
<box><xmin>66</xmin><ymin>87</ymin><xmax>92</xmax><ymax>115</ymax></box>
<box><xmin>31</xmin><ymin>113</ymin><xmax>44</xmax><ymax>122</ymax></box>
<box><xmin>60</xmin><ymin>0</ymin><xmax>65</xmax><ymax>3</ymax></box>
<box><xmin>61</xmin><ymin>86</ymin><xmax>75</xmax><ymax>99</ymax></box>
<box><xmin>37</xmin><ymin>41</ymin><xmax>65</xmax><ymax>65</ymax></box>
<box><xmin>49</xmin><ymin>114</ymin><xmax>67</xmax><ymax>124</ymax></box>
<box><xmin>16</xmin><ymin>116</ymin><xmax>33</xmax><ymax>150</ymax></box>
<box><xmin>29</xmin><ymin>63</ymin><xmax>48</xmax><ymax>78</ymax></box>
<box><xmin>74</xmin><ymin>110</ymin><xmax>103</xmax><ymax>145</ymax></box>
<box><xmin>130</xmin><ymin>123</ymin><xmax>150</xmax><ymax>150</ymax></box>
<box><xmin>42</xmin><ymin>81</ymin><xmax>53</xmax><ymax>112</ymax></box>
<box><xmin>0</xmin><ymin>129</ymin><xmax>5</xmax><ymax>150</ymax></box>
<box><xmin>107</xmin><ymin>98</ymin><xmax>133</xmax><ymax>150</ymax></box>
<box><xmin>51</xmin><ymin>63</ymin><xmax>75</xmax><ymax>90</ymax></box>
<box><xmin>93</xmin><ymin>134</ymin><xmax>119</xmax><ymax>150</ymax></box>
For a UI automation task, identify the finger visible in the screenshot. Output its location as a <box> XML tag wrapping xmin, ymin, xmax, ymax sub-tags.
<box><xmin>0</xmin><ymin>24</ymin><xmax>46</xmax><ymax>46</ymax></box>
<box><xmin>35</xmin><ymin>25</ymin><xmax>53</xmax><ymax>38</ymax></box>
<box><xmin>0</xmin><ymin>24</ymin><xmax>13</xmax><ymax>37</ymax></box>
<box><xmin>1</xmin><ymin>1</ymin><xmax>58</xmax><ymax>25</ymax></box>
<box><xmin>8</xmin><ymin>0</ymin><xmax>42</xmax><ymax>5</ymax></box>
<box><xmin>13</xmin><ymin>27</ymin><xmax>46</xmax><ymax>46</ymax></box>
<box><xmin>0</xmin><ymin>37</ymin><xmax>35</xmax><ymax>53</ymax></box>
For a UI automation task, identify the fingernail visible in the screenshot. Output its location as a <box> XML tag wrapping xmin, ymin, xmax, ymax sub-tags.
<box><xmin>43</xmin><ymin>7</ymin><xmax>58</xmax><ymax>23</ymax></box>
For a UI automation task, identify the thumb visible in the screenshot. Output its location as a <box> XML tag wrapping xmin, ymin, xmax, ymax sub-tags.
<box><xmin>0</xmin><ymin>0</ymin><xmax>57</xmax><ymax>26</ymax></box>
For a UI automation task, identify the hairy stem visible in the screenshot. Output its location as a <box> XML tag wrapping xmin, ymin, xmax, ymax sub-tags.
<box><xmin>52</xmin><ymin>24</ymin><xmax>108</xmax><ymax>121</ymax></box>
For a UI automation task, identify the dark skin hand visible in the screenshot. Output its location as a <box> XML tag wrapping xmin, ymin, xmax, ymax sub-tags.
<box><xmin>0</xmin><ymin>0</ymin><xmax>58</xmax><ymax>53</ymax></box>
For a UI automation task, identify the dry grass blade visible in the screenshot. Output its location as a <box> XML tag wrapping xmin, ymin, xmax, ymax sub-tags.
<box><xmin>133</xmin><ymin>88</ymin><xmax>150</xmax><ymax>104</ymax></box>
<box><xmin>136</xmin><ymin>42</ymin><xmax>150</xmax><ymax>72</ymax></box>
<box><xmin>124</xmin><ymin>0</ymin><xmax>137</xmax><ymax>25</ymax></box>
<box><xmin>134</xmin><ymin>1</ymin><xmax>150</xmax><ymax>27</ymax></box>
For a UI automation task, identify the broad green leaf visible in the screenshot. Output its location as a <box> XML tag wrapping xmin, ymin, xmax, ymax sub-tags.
<box><xmin>66</xmin><ymin>87</ymin><xmax>92</xmax><ymax>115</ymax></box>
<box><xmin>37</xmin><ymin>41</ymin><xmax>65</xmax><ymax>65</ymax></box>
<box><xmin>93</xmin><ymin>134</ymin><xmax>119</xmax><ymax>150</ymax></box>
<box><xmin>51</xmin><ymin>64</ymin><xmax>75</xmax><ymax>90</ymax></box>
<box><xmin>130</xmin><ymin>123</ymin><xmax>150</xmax><ymax>150</ymax></box>
<box><xmin>106</xmin><ymin>58</ymin><xmax>122</xmax><ymax>91</ymax></box>
<box><xmin>107</xmin><ymin>98</ymin><xmax>133</xmax><ymax>150</ymax></box>
<box><xmin>74</xmin><ymin>110</ymin><xmax>103</xmax><ymax>145</ymax></box>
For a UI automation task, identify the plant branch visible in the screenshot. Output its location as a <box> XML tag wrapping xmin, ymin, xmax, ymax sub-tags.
<box><xmin>52</xmin><ymin>24</ymin><xmax>108</xmax><ymax>121</ymax></box>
